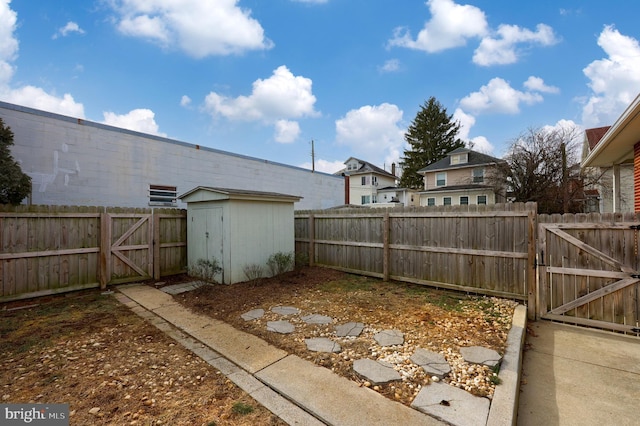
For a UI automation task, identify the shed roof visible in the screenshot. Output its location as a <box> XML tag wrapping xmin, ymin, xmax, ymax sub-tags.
<box><xmin>179</xmin><ymin>186</ymin><xmax>302</xmax><ymax>203</ymax></box>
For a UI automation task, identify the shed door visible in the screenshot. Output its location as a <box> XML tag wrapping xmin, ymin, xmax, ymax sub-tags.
<box><xmin>189</xmin><ymin>207</ymin><xmax>224</xmax><ymax>279</ymax></box>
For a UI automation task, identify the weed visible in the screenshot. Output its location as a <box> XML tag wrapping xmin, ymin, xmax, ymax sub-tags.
<box><xmin>489</xmin><ymin>363</ymin><xmax>502</xmax><ymax>385</ymax></box>
<box><xmin>231</xmin><ymin>402</ymin><xmax>254</xmax><ymax>415</ymax></box>
<box><xmin>267</xmin><ymin>252</ymin><xmax>294</xmax><ymax>276</ymax></box>
<box><xmin>427</xmin><ymin>292</ymin><xmax>466</xmax><ymax>312</ymax></box>
<box><xmin>188</xmin><ymin>258</ymin><xmax>222</xmax><ymax>284</ymax></box>
<box><xmin>294</xmin><ymin>251</ymin><xmax>309</xmax><ymax>268</ymax></box>
<box><xmin>242</xmin><ymin>263</ymin><xmax>264</xmax><ymax>281</ymax></box>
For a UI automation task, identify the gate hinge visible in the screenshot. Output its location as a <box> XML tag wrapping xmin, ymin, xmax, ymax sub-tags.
<box><xmin>632</xmin><ymin>327</ymin><xmax>640</xmax><ymax>333</ymax></box>
<box><xmin>630</xmin><ymin>274</ymin><xmax>640</xmax><ymax>279</ymax></box>
<box><xmin>630</xmin><ymin>224</ymin><xmax>640</xmax><ymax>230</ymax></box>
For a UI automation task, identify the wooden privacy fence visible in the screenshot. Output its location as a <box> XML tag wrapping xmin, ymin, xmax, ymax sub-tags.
<box><xmin>538</xmin><ymin>212</ymin><xmax>640</xmax><ymax>334</ymax></box>
<box><xmin>295</xmin><ymin>203</ymin><xmax>537</xmax><ymax>319</ymax></box>
<box><xmin>0</xmin><ymin>205</ymin><xmax>186</xmax><ymax>302</ymax></box>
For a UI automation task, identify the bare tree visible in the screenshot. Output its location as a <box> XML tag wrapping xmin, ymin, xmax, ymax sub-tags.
<box><xmin>490</xmin><ymin>125</ymin><xmax>606</xmax><ymax>214</ymax></box>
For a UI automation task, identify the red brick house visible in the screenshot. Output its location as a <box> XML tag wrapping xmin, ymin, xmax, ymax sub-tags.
<box><xmin>582</xmin><ymin>94</ymin><xmax>640</xmax><ymax>213</ymax></box>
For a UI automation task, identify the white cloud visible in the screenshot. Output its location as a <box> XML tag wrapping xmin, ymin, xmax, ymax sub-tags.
<box><xmin>110</xmin><ymin>0</ymin><xmax>273</xmax><ymax>57</ymax></box>
<box><xmin>299</xmin><ymin>159</ymin><xmax>344</xmax><ymax>174</ymax></box>
<box><xmin>473</xmin><ymin>23</ymin><xmax>558</xmax><ymax>66</ymax></box>
<box><xmin>204</xmin><ymin>65</ymin><xmax>317</xmax><ymax>122</ymax></box>
<box><xmin>102</xmin><ymin>109</ymin><xmax>166</xmax><ymax>136</ymax></box>
<box><xmin>53</xmin><ymin>21</ymin><xmax>85</xmax><ymax>39</ymax></box>
<box><xmin>180</xmin><ymin>95</ymin><xmax>191</xmax><ymax>107</ymax></box>
<box><xmin>581</xmin><ymin>25</ymin><xmax>640</xmax><ymax>127</ymax></box>
<box><xmin>0</xmin><ymin>85</ymin><xmax>85</xmax><ymax>118</ymax></box>
<box><xmin>0</xmin><ymin>0</ymin><xmax>18</xmax><ymax>85</ymax></box>
<box><xmin>523</xmin><ymin>76</ymin><xmax>559</xmax><ymax>94</ymax></box>
<box><xmin>274</xmin><ymin>119</ymin><xmax>300</xmax><ymax>143</ymax></box>
<box><xmin>335</xmin><ymin>103</ymin><xmax>405</xmax><ymax>167</ymax></box>
<box><xmin>379</xmin><ymin>59</ymin><xmax>400</xmax><ymax>73</ymax></box>
<box><xmin>388</xmin><ymin>0</ymin><xmax>488</xmax><ymax>53</ymax></box>
<box><xmin>453</xmin><ymin>107</ymin><xmax>494</xmax><ymax>154</ymax></box>
<box><xmin>459</xmin><ymin>77</ymin><xmax>543</xmax><ymax>115</ymax></box>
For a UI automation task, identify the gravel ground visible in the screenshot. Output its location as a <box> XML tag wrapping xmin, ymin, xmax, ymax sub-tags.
<box><xmin>176</xmin><ymin>267</ymin><xmax>518</xmax><ymax>407</ymax></box>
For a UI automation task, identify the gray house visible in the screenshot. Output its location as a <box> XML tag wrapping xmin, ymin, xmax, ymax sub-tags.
<box><xmin>2</xmin><ymin>101</ymin><xmax>343</xmax><ymax>210</ymax></box>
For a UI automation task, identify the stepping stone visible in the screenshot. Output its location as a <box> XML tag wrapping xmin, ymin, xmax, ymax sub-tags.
<box><xmin>241</xmin><ymin>308</ymin><xmax>265</xmax><ymax>321</ymax></box>
<box><xmin>460</xmin><ymin>346</ymin><xmax>501</xmax><ymax>367</ymax></box>
<box><xmin>305</xmin><ymin>338</ymin><xmax>341</xmax><ymax>353</ymax></box>
<box><xmin>411</xmin><ymin>382</ymin><xmax>489</xmax><ymax>426</ymax></box>
<box><xmin>271</xmin><ymin>306</ymin><xmax>300</xmax><ymax>315</ymax></box>
<box><xmin>353</xmin><ymin>359</ymin><xmax>401</xmax><ymax>384</ymax></box>
<box><xmin>373</xmin><ymin>329</ymin><xmax>404</xmax><ymax>346</ymax></box>
<box><xmin>161</xmin><ymin>281</ymin><xmax>205</xmax><ymax>295</ymax></box>
<box><xmin>301</xmin><ymin>314</ymin><xmax>333</xmax><ymax>325</ymax></box>
<box><xmin>335</xmin><ymin>322</ymin><xmax>365</xmax><ymax>337</ymax></box>
<box><xmin>266</xmin><ymin>320</ymin><xmax>295</xmax><ymax>334</ymax></box>
<box><xmin>410</xmin><ymin>348</ymin><xmax>451</xmax><ymax>379</ymax></box>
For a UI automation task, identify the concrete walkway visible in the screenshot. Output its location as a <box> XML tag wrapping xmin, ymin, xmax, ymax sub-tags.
<box><xmin>518</xmin><ymin>321</ymin><xmax>640</xmax><ymax>426</ymax></box>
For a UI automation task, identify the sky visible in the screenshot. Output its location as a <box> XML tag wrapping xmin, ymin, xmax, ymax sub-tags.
<box><xmin>2</xmin><ymin>0</ymin><xmax>640</xmax><ymax>175</ymax></box>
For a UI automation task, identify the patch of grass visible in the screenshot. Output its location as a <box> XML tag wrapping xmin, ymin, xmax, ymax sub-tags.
<box><xmin>426</xmin><ymin>292</ymin><xmax>466</xmax><ymax>312</ymax></box>
<box><xmin>318</xmin><ymin>275</ymin><xmax>376</xmax><ymax>292</ymax></box>
<box><xmin>231</xmin><ymin>402</ymin><xmax>254</xmax><ymax>415</ymax></box>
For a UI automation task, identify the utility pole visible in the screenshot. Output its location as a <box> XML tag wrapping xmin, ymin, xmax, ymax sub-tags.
<box><xmin>311</xmin><ymin>139</ymin><xmax>315</xmax><ymax>172</ymax></box>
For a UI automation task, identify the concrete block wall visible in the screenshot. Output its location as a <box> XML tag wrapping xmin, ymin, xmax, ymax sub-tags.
<box><xmin>1</xmin><ymin>102</ymin><xmax>344</xmax><ymax>210</ymax></box>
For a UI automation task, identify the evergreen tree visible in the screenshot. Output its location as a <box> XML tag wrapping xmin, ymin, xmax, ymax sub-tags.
<box><xmin>399</xmin><ymin>97</ymin><xmax>464</xmax><ymax>189</ymax></box>
<box><xmin>0</xmin><ymin>118</ymin><xmax>31</xmax><ymax>205</ymax></box>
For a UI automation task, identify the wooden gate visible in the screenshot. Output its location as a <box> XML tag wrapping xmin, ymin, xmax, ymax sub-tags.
<box><xmin>537</xmin><ymin>214</ymin><xmax>640</xmax><ymax>334</ymax></box>
<box><xmin>100</xmin><ymin>212</ymin><xmax>153</xmax><ymax>286</ymax></box>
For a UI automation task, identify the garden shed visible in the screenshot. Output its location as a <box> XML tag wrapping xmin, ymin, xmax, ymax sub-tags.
<box><xmin>179</xmin><ymin>186</ymin><xmax>302</xmax><ymax>284</ymax></box>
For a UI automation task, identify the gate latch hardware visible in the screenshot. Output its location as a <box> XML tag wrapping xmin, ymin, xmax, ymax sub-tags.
<box><xmin>630</xmin><ymin>274</ymin><xmax>640</xmax><ymax>279</ymax></box>
<box><xmin>630</xmin><ymin>225</ymin><xmax>640</xmax><ymax>230</ymax></box>
<box><xmin>632</xmin><ymin>328</ymin><xmax>640</xmax><ymax>333</ymax></box>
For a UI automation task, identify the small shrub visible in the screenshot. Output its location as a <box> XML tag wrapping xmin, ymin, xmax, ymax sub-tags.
<box><xmin>267</xmin><ymin>252</ymin><xmax>294</xmax><ymax>276</ymax></box>
<box><xmin>294</xmin><ymin>251</ymin><xmax>309</xmax><ymax>269</ymax></box>
<box><xmin>188</xmin><ymin>258</ymin><xmax>222</xmax><ymax>284</ymax></box>
<box><xmin>243</xmin><ymin>263</ymin><xmax>264</xmax><ymax>281</ymax></box>
<box><xmin>231</xmin><ymin>402</ymin><xmax>254</xmax><ymax>415</ymax></box>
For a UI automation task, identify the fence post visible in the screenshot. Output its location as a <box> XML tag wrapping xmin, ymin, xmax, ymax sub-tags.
<box><xmin>527</xmin><ymin>204</ymin><xmax>537</xmax><ymax>320</ymax></box>
<box><xmin>99</xmin><ymin>211</ymin><xmax>111</xmax><ymax>290</ymax></box>
<box><xmin>308</xmin><ymin>214</ymin><xmax>315</xmax><ymax>267</ymax></box>
<box><xmin>383</xmin><ymin>212</ymin><xmax>390</xmax><ymax>281</ymax></box>
<box><xmin>153</xmin><ymin>211</ymin><xmax>161</xmax><ymax>280</ymax></box>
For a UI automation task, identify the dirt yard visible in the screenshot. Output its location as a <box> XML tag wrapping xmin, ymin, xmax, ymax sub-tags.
<box><xmin>175</xmin><ymin>266</ymin><xmax>517</xmax><ymax>407</ymax></box>
<box><xmin>0</xmin><ymin>267</ymin><xmax>517</xmax><ymax>424</ymax></box>
<box><xmin>0</xmin><ymin>291</ymin><xmax>286</xmax><ymax>426</ymax></box>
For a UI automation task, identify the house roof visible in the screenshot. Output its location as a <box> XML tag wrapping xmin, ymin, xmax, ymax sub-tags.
<box><xmin>582</xmin><ymin>92</ymin><xmax>640</xmax><ymax>167</ymax></box>
<box><xmin>178</xmin><ymin>186</ymin><xmax>302</xmax><ymax>203</ymax></box>
<box><xmin>417</xmin><ymin>149</ymin><xmax>502</xmax><ymax>174</ymax></box>
<box><xmin>339</xmin><ymin>157</ymin><xmax>396</xmax><ymax>179</ymax></box>
<box><xmin>584</xmin><ymin>126</ymin><xmax>611</xmax><ymax>150</ymax></box>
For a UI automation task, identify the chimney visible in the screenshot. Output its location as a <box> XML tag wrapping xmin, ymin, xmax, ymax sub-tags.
<box><xmin>391</xmin><ymin>162</ymin><xmax>396</xmax><ymax>177</ymax></box>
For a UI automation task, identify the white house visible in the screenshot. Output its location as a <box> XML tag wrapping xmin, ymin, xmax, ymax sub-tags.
<box><xmin>2</xmin><ymin>101</ymin><xmax>343</xmax><ymax>210</ymax></box>
<box><xmin>418</xmin><ymin>147</ymin><xmax>504</xmax><ymax>207</ymax></box>
<box><xmin>338</xmin><ymin>157</ymin><xmax>398</xmax><ymax>206</ymax></box>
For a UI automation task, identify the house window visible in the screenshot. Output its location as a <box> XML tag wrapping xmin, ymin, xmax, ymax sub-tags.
<box><xmin>460</xmin><ymin>196</ymin><xmax>469</xmax><ymax>205</ymax></box>
<box><xmin>436</xmin><ymin>172</ymin><xmax>446</xmax><ymax>186</ymax></box>
<box><xmin>372</xmin><ymin>195</ymin><xmax>377</xmax><ymax>203</ymax></box>
<box><xmin>361</xmin><ymin>176</ymin><xmax>370</xmax><ymax>186</ymax></box>
<box><xmin>473</xmin><ymin>167</ymin><xmax>484</xmax><ymax>183</ymax></box>
<box><xmin>372</xmin><ymin>176</ymin><xmax>378</xmax><ymax>186</ymax></box>
<box><xmin>443</xmin><ymin>197</ymin><xmax>452</xmax><ymax>206</ymax></box>
<box><xmin>477</xmin><ymin>195</ymin><xmax>487</xmax><ymax>205</ymax></box>
<box><xmin>450</xmin><ymin>153</ymin><xmax>468</xmax><ymax>165</ymax></box>
<box><xmin>361</xmin><ymin>195</ymin><xmax>370</xmax><ymax>204</ymax></box>
<box><xmin>427</xmin><ymin>197</ymin><xmax>435</xmax><ymax>206</ymax></box>
<box><xmin>149</xmin><ymin>184</ymin><xmax>177</xmax><ymax>206</ymax></box>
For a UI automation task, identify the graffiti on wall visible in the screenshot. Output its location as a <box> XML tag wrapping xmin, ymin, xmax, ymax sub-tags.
<box><xmin>26</xmin><ymin>143</ymin><xmax>80</xmax><ymax>192</ymax></box>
